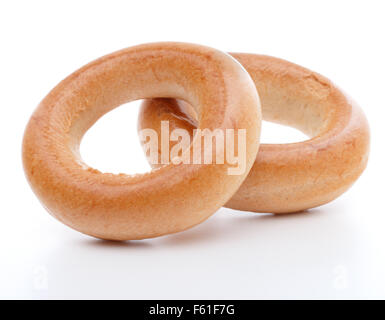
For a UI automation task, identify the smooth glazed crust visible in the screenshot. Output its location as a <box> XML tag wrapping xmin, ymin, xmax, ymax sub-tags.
<box><xmin>22</xmin><ymin>43</ymin><xmax>261</xmax><ymax>240</ymax></box>
<box><xmin>138</xmin><ymin>53</ymin><xmax>370</xmax><ymax>213</ymax></box>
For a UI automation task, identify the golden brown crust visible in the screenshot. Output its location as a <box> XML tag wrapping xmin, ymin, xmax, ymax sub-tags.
<box><xmin>138</xmin><ymin>53</ymin><xmax>370</xmax><ymax>213</ymax></box>
<box><xmin>22</xmin><ymin>43</ymin><xmax>261</xmax><ymax>240</ymax></box>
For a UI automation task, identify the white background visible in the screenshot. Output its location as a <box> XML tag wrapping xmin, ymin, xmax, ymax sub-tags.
<box><xmin>1</xmin><ymin>0</ymin><xmax>384</xmax><ymax>299</ymax></box>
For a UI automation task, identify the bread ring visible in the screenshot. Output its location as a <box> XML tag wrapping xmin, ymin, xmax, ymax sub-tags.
<box><xmin>138</xmin><ymin>54</ymin><xmax>370</xmax><ymax>213</ymax></box>
<box><xmin>22</xmin><ymin>43</ymin><xmax>261</xmax><ymax>240</ymax></box>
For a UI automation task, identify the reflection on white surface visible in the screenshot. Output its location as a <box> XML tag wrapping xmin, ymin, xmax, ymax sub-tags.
<box><xmin>2</xmin><ymin>200</ymin><xmax>381</xmax><ymax>299</ymax></box>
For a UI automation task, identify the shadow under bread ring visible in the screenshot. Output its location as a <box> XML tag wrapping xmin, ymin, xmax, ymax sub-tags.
<box><xmin>22</xmin><ymin>43</ymin><xmax>262</xmax><ymax>240</ymax></box>
<box><xmin>138</xmin><ymin>53</ymin><xmax>370</xmax><ymax>213</ymax></box>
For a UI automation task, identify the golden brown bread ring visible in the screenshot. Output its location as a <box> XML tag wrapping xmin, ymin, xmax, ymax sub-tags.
<box><xmin>138</xmin><ymin>53</ymin><xmax>370</xmax><ymax>213</ymax></box>
<box><xmin>22</xmin><ymin>43</ymin><xmax>261</xmax><ymax>240</ymax></box>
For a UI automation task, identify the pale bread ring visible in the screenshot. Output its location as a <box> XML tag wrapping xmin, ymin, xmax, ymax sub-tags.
<box><xmin>22</xmin><ymin>43</ymin><xmax>261</xmax><ymax>240</ymax></box>
<box><xmin>138</xmin><ymin>54</ymin><xmax>370</xmax><ymax>213</ymax></box>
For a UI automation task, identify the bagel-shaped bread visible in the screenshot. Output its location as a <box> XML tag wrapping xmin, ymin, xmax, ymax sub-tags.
<box><xmin>138</xmin><ymin>54</ymin><xmax>370</xmax><ymax>213</ymax></box>
<box><xmin>22</xmin><ymin>43</ymin><xmax>261</xmax><ymax>240</ymax></box>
